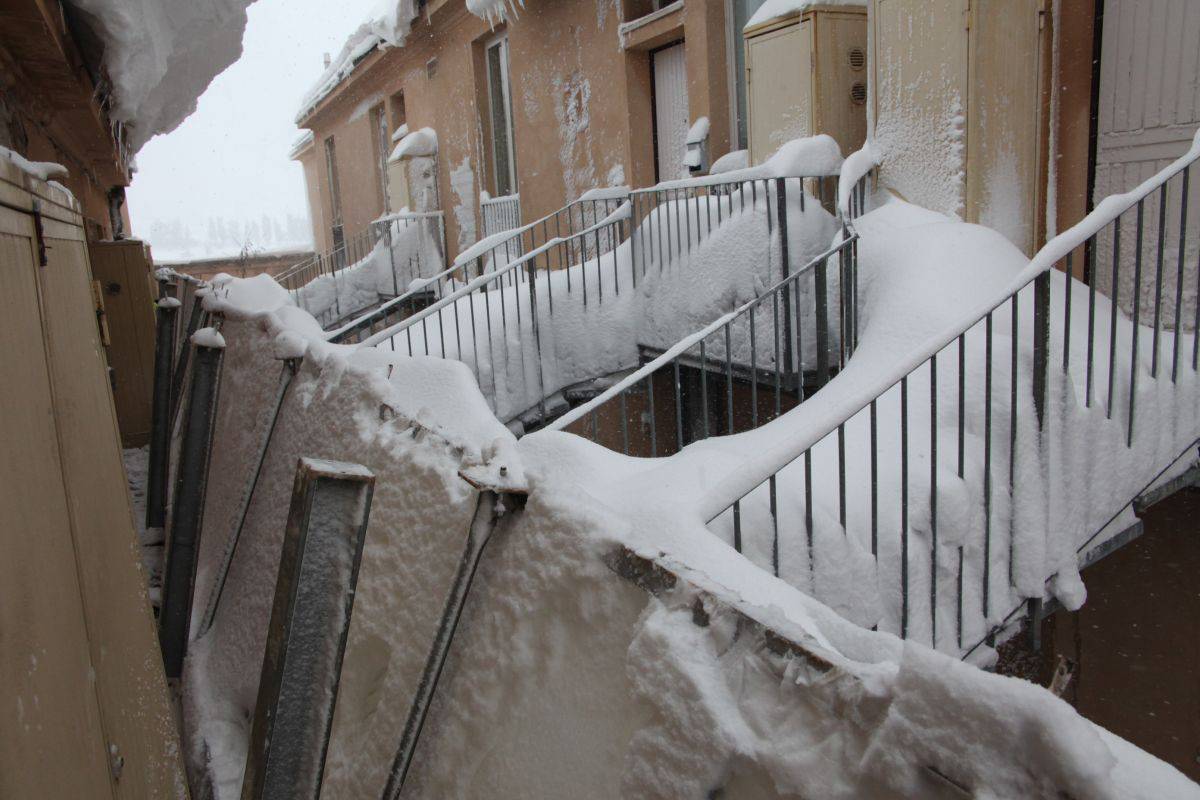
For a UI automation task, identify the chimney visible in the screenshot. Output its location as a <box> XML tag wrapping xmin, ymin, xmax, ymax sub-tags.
<box><xmin>323</xmin><ymin>52</ymin><xmax>331</xmax><ymax>68</ymax></box>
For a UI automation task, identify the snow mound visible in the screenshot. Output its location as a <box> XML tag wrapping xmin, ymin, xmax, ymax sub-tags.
<box><xmin>64</xmin><ymin>0</ymin><xmax>256</xmax><ymax>151</ymax></box>
<box><xmin>0</xmin><ymin>145</ymin><xmax>68</xmax><ymax>181</ymax></box>
<box><xmin>389</xmin><ymin>127</ymin><xmax>438</xmax><ymax>161</ymax></box>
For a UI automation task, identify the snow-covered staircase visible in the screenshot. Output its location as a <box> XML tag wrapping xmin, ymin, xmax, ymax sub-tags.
<box><xmin>691</xmin><ymin>135</ymin><xmax>1200</xmax><ymax>660</ymax></box>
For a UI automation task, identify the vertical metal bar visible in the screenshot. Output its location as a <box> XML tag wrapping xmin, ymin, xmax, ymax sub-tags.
<box><xmin>1129</xmin><ymin>200</ymin><xmax>1145</xmax><ymax>446</ymax></box>
<box><xmin>1107</xmin><ymin>221</ymin><xmax>1121</xmax><ymax>417</ymax></box>
<box><xmin>900</xmin><ymin>375</ymin><xmax>909</xmax><ymax>639</ymax></box>
<box><xmin>674</xmin><ymin>358</ymin><xmax>684</xmax><ymax>450</ymax></box>
<box><xmin>769</xmin><ymin>475</ymin><xmax>779</xmax><ymax>576</ymax></box>
<box><xmin>837</xmin><ymin>424</ymin><xmax>847</xmax><ymax>532</ymax></box>
<box><xmin>159</xmin><ymin>340</ymin><xmax>223</xmax><ymax>679</ymax></box>
<box><xmin>750</xmin><ymin>305</ymin><xmax>758</xmax><ymax>428</ymax></box>
<box><xmin>930</xmin><ymin>354</ymin><xmax>938</xmax><ymax>649</ymax></box>
<box><xmin>1008</xmin><ymin>298</ymin><xmax>1019</xmax><ymax>589</ymax></box>
<box><xmin>170</xmin><ymin>293</ymin><xmax>204</xmax><ymax>423</ymax></box>
<box><xmin>147</xmin><ymin>293</ymin><xmax>178</xmax><ymax>529</ymax></box>
<box><xmin>241</xmin><ymin>459</ymin><xmax>373</xmax><ymax>800</ymax></box>
<box><xmin>777</xmin><ymin>178</ymin><xmax>796</xmax><ymax>383</ymax></box>
<box><xmin>725</xmin><ymin>325</ymin><xmax>734</xmax><ymax>434</ymax></box>
<box><xmin>1063</xmin><ymin>253</ymin><xmax>1073</xmax><ymax>373</ymax></box>
<box><xmin>1172</xmin><ymin>167</ymin><xmax>1190</xmax><ymax>382</ymax></box>
<box><xmin>700</xmin><ymin>339</ymin><xmax>710</xmax><ymax>439</ymax></box>
<box><xmin>732</xmin><ymin>500</ymin><xmax>742</xmax><ymax>553</ymax></box>
<box><xmin>1152</xmin><ymin>184</ymin><xmax>1168</xmax><ymax>378</ymax></box>
<box><xmin>983</xmin><ymin>312</ymin><xmax>994</xmax><ymax>633</ymax></box>
<box><xmin>870</xmin><ymin>399</ymin><xmax>878</xmax><ymax>559</ymax></box>
<box><xmin>804</xmin><ymin>449</ymin><xmax>814</xmax><ymax>589</ymax></box>
<box><xmin>1033</xmin><ymin>272</ymin><xmax>1051</xmax><ymax>427</ymax></box>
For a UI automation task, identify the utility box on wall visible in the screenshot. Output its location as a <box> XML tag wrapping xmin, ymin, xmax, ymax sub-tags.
<box><xmin>872</xmin><ymin>0</ymin><xmax>1048</xmax><ymax>254</ymax></box>
<box><xmin>744</xmin><ymin>3</ymin><xmax>868</xmax><ymax>165</ymax></box>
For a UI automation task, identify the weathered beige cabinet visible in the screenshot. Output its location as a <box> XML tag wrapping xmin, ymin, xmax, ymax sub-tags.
<box><xmin>872</xmin><ymin>0</ymin><xmax>1048</xmax><ymax>254</ymax></box>
<box><xmin>744</xmin><ymin>4</ymin><xmax>868</xmax><ymax>164</ymax></box>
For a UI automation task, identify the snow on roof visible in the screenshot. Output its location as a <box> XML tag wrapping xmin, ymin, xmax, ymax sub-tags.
<box><xmin>388</xmin><ymin>127</ymin><xmax>438</xmax><ymax>162</ymax></box>
<box><xmin>295</xmin><ymin>0</ymin><xmax>419</xmax><ymax>123</ymax></box>
<box><xmin>63</xmin><ymin>0</ymin><xmax>255</xmax><ymax>152</ymax></box>
<box><xmin>288</xmin><ymin>130</ymin><xmax>315</xmax><ymax>160</ymax></box>
<box><xmin>745</xmin><ymin>0</ymin><xmax>866</xmax><ymax>30</ymax></box>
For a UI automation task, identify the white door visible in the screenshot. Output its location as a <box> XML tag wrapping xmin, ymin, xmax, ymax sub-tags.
<box><xmin>1093</xmin><ymin>0</ymin><xmax>1199</xmax><ymax>322</ymax></box>
<box><xmin>653</xmin><ymin>43</ymin><xmax>690</xmax><ymax>182</ymax></box>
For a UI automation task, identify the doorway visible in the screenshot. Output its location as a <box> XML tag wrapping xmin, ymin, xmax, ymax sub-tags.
<box><xmin>651</xmin><ymin>41</ymin><xmax>689</xmax><ymax>183</ymax></box>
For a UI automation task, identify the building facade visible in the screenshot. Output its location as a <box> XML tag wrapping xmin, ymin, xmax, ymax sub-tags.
<box><xmin>293</xmin><ymin>0</ymin><xmax>767</xmax><ymax>262</ymax></box>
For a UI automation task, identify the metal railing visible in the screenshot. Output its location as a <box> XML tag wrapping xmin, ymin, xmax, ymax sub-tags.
<box><xmin>480</xmin><ymin>193</ymin><xmax>521</xmax><ymax>238</ymax></box>
<box><xmin>357</xmin><ymin>205</ymin><xmax>633</xmax><ymax>422</ymax></box>
<box><xmin>456</xmin><ymin>190</ymin><xmax>630</xmax><ymax>279</ymax></box>
<box><xmin>328</xmin><ymin>194</ymin><xmax>629</xmax><ymax>345</ymax></box>
<box><xmin>546</xmin><ymin>230</ymin><xmax>859</xmax><ymax>457</ymax></box>
<box><xmin>629</xmin><ymin>173</ymin><xmax>837</xmax><ymax>277</ymax></box>
<box><xmin>275</xmin><ymin>211</ymin><xmax>446</xmax><ymax>328</ymax></box>
<box><xmin>698</xmin><ymin>140</ymin><xmax>1200</xmax><ymax>657</ymax></box>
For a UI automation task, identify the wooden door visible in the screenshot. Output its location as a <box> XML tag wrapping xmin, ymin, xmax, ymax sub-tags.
<box><xmin>746</xmin><ymin>20</ymin><xmax>813</xmax><ymax>165</ymax></box>
<box><xmin>89</xmin><ymin>240</ymin><xmax>157</xmax><ymax>447</ymax></box>
<box><xmin>0</xmin><ymin>159</ymin><xmax>187</xmax><ymax>798</ymax></box>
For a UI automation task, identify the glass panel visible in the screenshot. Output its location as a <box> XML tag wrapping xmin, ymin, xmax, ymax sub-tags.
<box><xmin>487</xmin><ymin>39</ymin><xmax>516</xmax><ymax>197</ymax></box>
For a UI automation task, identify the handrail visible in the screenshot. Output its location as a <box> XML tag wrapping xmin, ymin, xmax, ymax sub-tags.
<box><xmin>686</xmin><ymin>132</ymin><xmax>1200</xmax><ymax>656</ymax></box>
<box><xmin>548</xmin><ymin>234</ymin><xmax>858</xmax><ymax>434</ymax></box>
<box><xmin>700</xmin><ymin>131</ymin><xmax>1200</xmax><ymax>523</ymax></box>
<box><xmin>358</xmin><ymin>202</ymin><xmax>631</xmax><ymax>348</ymax></box>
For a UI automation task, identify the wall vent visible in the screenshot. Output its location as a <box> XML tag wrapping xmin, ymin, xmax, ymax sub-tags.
<box><xmin>850</xmin><ymin>82</ymin><xmax>867</xmax><ymax>105</ymax></box>
<box><xmin>847</xmin><ymin>47</ymin><xmax>866</xmax><ymax>71</ymax></box>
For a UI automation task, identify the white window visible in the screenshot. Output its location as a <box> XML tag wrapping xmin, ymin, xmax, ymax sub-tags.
<box><xmin>485</xmin><ymin>34</ymin><xmax>517</xmax><ymax>197</ymax></box>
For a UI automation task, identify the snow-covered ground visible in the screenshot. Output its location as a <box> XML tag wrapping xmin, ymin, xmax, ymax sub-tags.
<box><xmin>122</xmin><ymin>445</ymin><xmax>164</xmax><ymax>608</ymax></box>
<box><xmin>178</xmin><ymin>173</ymin><xmax>1200</xmax><ymax>796</ymax></box>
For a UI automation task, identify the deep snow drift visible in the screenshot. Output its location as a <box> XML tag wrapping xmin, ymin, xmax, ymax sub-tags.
<box><xmin>179</xmin><ymin>201</ymin><xmax>1200</xmax><ymax>796</ymax></box>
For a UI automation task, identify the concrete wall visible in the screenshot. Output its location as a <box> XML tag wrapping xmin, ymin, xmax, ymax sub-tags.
<box><xmin>296</xmin><ymin>0</ymin><xmax>737</xmax><ymax>264</ymax></box>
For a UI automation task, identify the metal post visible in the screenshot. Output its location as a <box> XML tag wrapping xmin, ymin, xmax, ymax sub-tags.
<box><xmin>158</xmin><ymin>335</ymin><xmax>224</xmax><ymax>679</ymax></box>
<box><xmin>775</xmin><ymin>178</ymin><xmax>797</xmax><ymax>383</ymax></box>
<box><xmin>241</xmin><ymin>458</ymin><xmax>374</xmax><ymax>800</ymax></box>
<box><xmin>1032</xmin><ymin>271</ymin><xmax>1051</xmax><ymax>426</ymax></box>
<box><xmin>147</xmin><ymin>290</ymin><xmax>179</xmax><ymax>529</ymax></box>
<box><xmin>170</xmin><ymin>290</ymin><xmax>206</xmax><ymax>424</ymax></box>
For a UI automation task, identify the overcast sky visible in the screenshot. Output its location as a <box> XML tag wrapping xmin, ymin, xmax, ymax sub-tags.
<box><xmin>126</xmin><ymin>0</ymin><xmax>379</xmax><ymax>259</ymax></box>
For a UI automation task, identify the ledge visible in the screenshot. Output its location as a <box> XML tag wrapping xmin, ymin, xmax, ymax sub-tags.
<box><xmin>618</xmin><ymin>1</ymin><xmax>684</xmax><ymax>51</ymax></box>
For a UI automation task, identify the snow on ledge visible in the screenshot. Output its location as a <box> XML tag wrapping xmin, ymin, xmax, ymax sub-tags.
<box><xmin>0</xmin><ymin>145</ymin><xmax>67</xmax><ymax>182</ymax></box>
<box><xmin>389</xmin><ymin>127</ymin><xmax>438</xmax><ymax>162</ymax></box>
<box><xmin>746</xmin><ymin>0</ymin><xmax>866</xmax><ymax>30</ymax></box>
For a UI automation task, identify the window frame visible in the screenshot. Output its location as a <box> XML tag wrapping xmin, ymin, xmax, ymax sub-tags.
<box><xmin>484</xmin><ymin>32</ymin><xmax>518</xmax><ymax>198</ymax></box>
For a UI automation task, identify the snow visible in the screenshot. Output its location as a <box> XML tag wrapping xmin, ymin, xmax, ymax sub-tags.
<box><xmin>192</xmin><ymin>326</ymin><xmax>227</xmax><ymax>349</ymax></box>
<box><xmin>709</xmin><ymin>149</ymin><xmax>749</xmax><ymax>176</ymax></box>
<box><xmin>746</xmin><ymin>0</ymin><xmax>866</xmax><ymax>29</ymax></box>
<box><xmin>288</xmin><ymin>130</ymin><xmax>313</xmax><ymax>160</ymax></box>
<box><xmin>838</xmin><ymin>140</ymin><xmax>881</xmax><ymax>214</ymax></box>
<box><xmin>686</xmin><ymin>116</ymin><xmax>710</xmax><ymax>145</ymax></box>
<box><xmin>390</xmin><ymin>123</ymin><xmax>410</xmax><ymax>143</ymax></box>
<box><xmin>64</xmin><ymin>0</ymin><xmax>255</xmax><ymax>151</ymax></box>
<box><xmin>652</xmin><ymin>134</ymin><xmax>844</xmax><ymax>192</ymax></box>
<box><xmin>157</xmin><ymin>297</ymin><xmax>182</xmax><ymax>309</ymax></box>
<box><xmin>466</xmin><ymin>0</ymin><xmax>523</xmax><ymax>23</ymax></box>
<box><xmin>294</xmin><ymin>0</ymin><xmax>418</xmax><ymax>123</ymax></box>
<box><xmin>184</xmin><ymin>183</ymin><xmax>1200</xmax><ymax>798</ymax></box>
<box><xmin>0</xmin><ymin>145</ymin><xmax>67</xmax><ymax>181</ymax></box>
<box><xmin>388</xmin><ymin>126</ymin><xmax>437</xmax><ymax>162</ymax></box>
